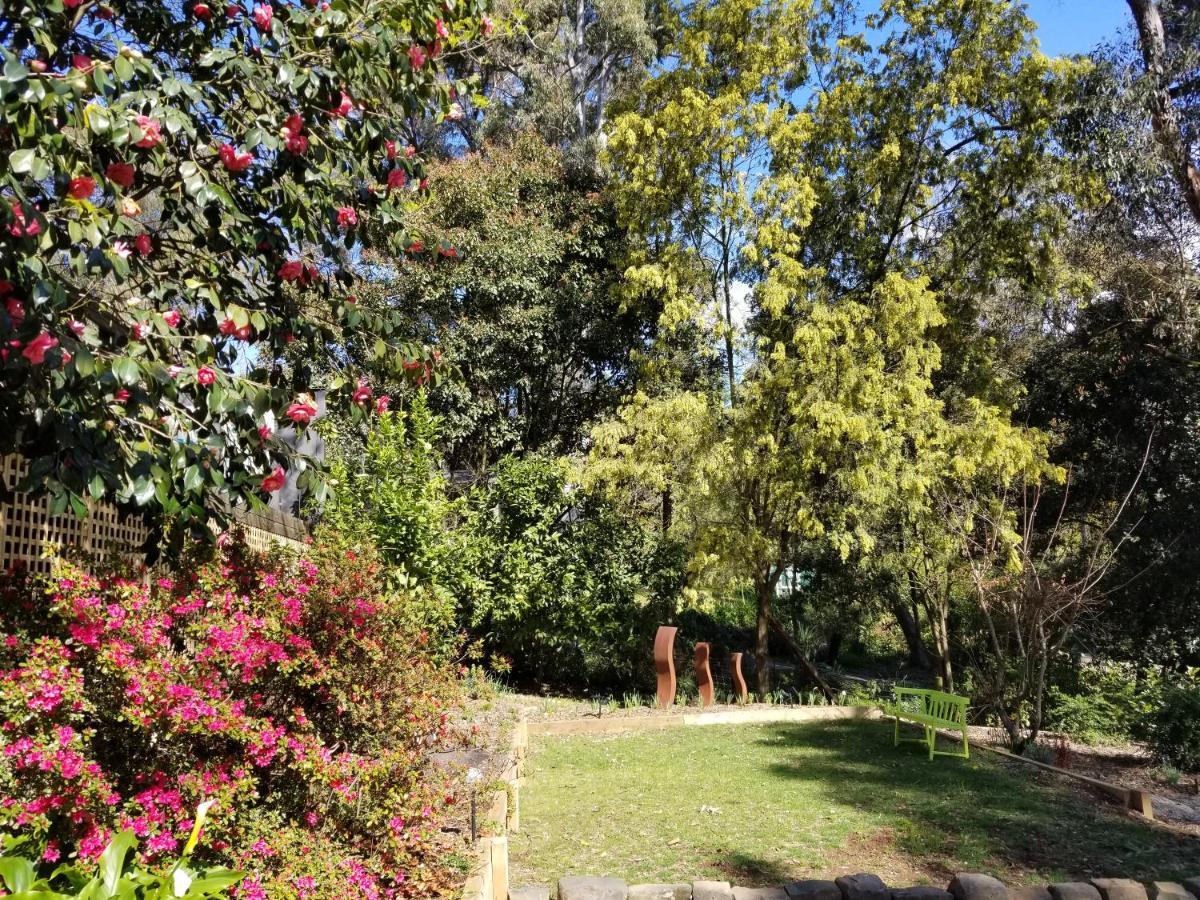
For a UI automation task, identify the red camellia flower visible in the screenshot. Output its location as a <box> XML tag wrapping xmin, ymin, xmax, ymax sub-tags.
<box><xmin>408</xmin><ymin>240</ymin><xmax>424</xmax><ymax>254</ymax></box>
<box><xmin>374</xmin><ymin>395</ymin><xmax>391</xmax><ymax>414</ymax></box>
<box><xmin>218</xmin><ymin>318</ymin><xmax>238</xmax><ymax>336</ymax></box>
<box><xmin>131</xmin><ymin>323</ymin><xmax>148</xmax><ymax>340</ymax></box>
<box><xmin>258</xmin><ymin>425</ymin><xmax>273</xmax><ymax>441</ymax></box>
<box><xmin>72</xmin><ymin>54</ymin><xmax>94</xmax><ymax>72</ymax></box>
<box><xmin>133</xmin><ymin>115</ymin><xmax>163</xmax><ymax>148</ymax></box>
<box><xmin>113</xmin><ymin>388</ymin><xmax>131</xmax><ymax>402</ymax></box>
<box><xmin>252</xmin><ymin>3</ymin><xmax>272</xmax><ymax>29</ymax></box>
<box><xmin>235</xmin><ymin>324</ymin><xmax>252</xmax><ymax>340</ymax></box>
<box><xmin>196</xmin><ymin>366</ymin><xmax>217</xmax><ymax>386</ymax></box>
<box><xmin>332</xmin><ymin>91</ymin><xmax>354</xmax><ymax>117</ymax></box>
<box><xmin>386</xmin><ymin>169</ymin><xmax>407</xmax><ymax>191</ymax></box>
<box><xmin>69</xmin><ymin>320</ymin><xmax>86</xmax><ymax>337</ymax></box>
<box><xmin>106</xmin><ymin>162</ymin><xmax>136</xmax><ymax>189</ymax></box>
<box><xmin>278</xmin><ymin>260</ymin><xmax>303</xmax><ymax>281</ymax></box>
<box><xmin>261</xmin><ymin>466</ymin><xmax>287</xmax><ymax>493</ymax></box>
<box><xmin>6</xmin><ymin>297</ymin><xmax>25</xmax><ymax>324</ymax></box>
<box><xmin>8</xmin><ymin>202</ymin><xmax>40</xmax><ymax>238</ymax></box>
<box><xmin>286</xmin><ymin>402</ymin><xmax>318</xmax><ymax>424</ymax></box>
<box><xmin>67</xmin><ymin>176</ymin><xmax>96</xmax><ymax>200</ymax></box>
<box><xmin>135</xmin><ymin>234</ymin><xmax>153</xmax><ymax>255</ymax></box>
<box><xmin>336</xmin><ymin>207</ymin><xmax>357</xmax><ymax>229</ymax></box>
<box><xmin>193</xmin><ymin>2</ymin><xmax>212</xmax><ymax>18</ymax></box>
<box><xmin>385</xmin><ymin>140</ymin><xmax>397</xmax><ymax>161</ymax></box>
<box><xmin>436</xmin><ymin>18</ymin><xmax>449</xmax><ymax>38</ymax></box>
<box><xmin>352</xmin><ymin>383</ymin><xmax>372</xmax><ymax>405</ymax></box>
<box><xmin>163</xmin><ymin>310</ymin><xmax>181</xmax><ymax>328</ymax></box>
<box><xmin>226</xmin><ymin>3</ymin><xmax>240</xmax><ymax>15</ymax></box>
<box><xmin>407</xmin><ymin>45</ymin><xmax>427</xmax><ymax>69</ymax></box>
<box><xmin>22</xmin><ymin>333</ymin><xmax>58</xmax><ymax>364</ymax></box>
<box><xmin>219</xmin><ymin>143</ymin><xmax>253</xmax><ymax>172</ymax></box>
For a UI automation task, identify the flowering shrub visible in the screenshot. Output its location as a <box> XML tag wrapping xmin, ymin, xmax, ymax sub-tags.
<box><xmin>0</xmin><ymin>0</ymin><xmax>484</xmax><ymax>520</ymax></box>
<box><xmin>0</xmin><ymin>533</ymin><xmax>468</xmax><ymax>898</ymax></box>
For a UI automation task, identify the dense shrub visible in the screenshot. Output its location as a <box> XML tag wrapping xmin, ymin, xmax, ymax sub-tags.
<box><xmin>1148</xmin><ymin>680</ymin><xmax>1200</xmax><ymax>772</ymax></box>
<box><xmin>1043</xmin><ymin>663</ymin><xmax>1158</xmax><ymax>744</ymax></box>
<box><xmin>459</xmin><ymin>454</ymin><xmax>685</xmax><ymax>690</ymax></box>
<box><xmin>0</xmin><ymin>532</ymin><xmax>468</xmax><ymax>898</ymax></box>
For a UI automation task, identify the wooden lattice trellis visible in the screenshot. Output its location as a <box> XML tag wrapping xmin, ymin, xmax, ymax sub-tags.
<box><xmin>1</xmin><ymin>455</ymin><xmax>307</xmax><ymax>574</ymax></box>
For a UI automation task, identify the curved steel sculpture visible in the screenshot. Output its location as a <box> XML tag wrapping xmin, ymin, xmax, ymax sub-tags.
<box><xmin>695</xmin><ymin>642</ymin><xmax>714</xmax><ymax>707</ymax></box>
<box><xmin>730</xmin><ymin>652</ymin><xmax>749</xmax><ymax>704</ymax></box>
<box><xmin>653</xmin><ymin>625</ymin><xmax>678</xmax><ymax>708</ymax></box>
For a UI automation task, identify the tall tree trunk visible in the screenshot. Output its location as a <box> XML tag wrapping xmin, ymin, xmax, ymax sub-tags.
<box><xmin>661</xmin><ymin>488</ymin><xmax>673</xmax><ymax>536</ymax></box>
<box><xmin>892</xmin><ymin>594</ymin><xmax>933</xmax><ymax>670</ymax></box>
<box><xmin>1127</xmin><ymin>0</ymin><xmax>1200</xmax><ymax>223</ymax></box>
<box><xmin>822</xmin><ymin>629</ymin><xmax>843</xmax><ymax>665</ymax></box>
<box><xmin>754</xmin><ymin>577</ymin><xmax>772</xmax><ymax>696</ymax></box>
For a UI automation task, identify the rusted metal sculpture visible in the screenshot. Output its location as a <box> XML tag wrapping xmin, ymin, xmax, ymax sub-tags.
<box><xmin>695</xmin><ymin>642</ymin><xmax>714</xmax><ymax>707</ymax></box>
<box><xmin>730</xmin><ymin>652</ymin><xmax>749</xmax><ymax>703</ymax></box>
<box><xmin>653</xmin><ymin>625</ymin><xmax>678</xmax><ymax>708</ymax></box>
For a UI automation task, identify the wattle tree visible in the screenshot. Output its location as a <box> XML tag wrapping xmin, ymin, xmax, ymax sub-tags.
<box><xmin>0</xmin><ymin>0</ymin><xmax>485</xmax><ymax>527</ymax></box>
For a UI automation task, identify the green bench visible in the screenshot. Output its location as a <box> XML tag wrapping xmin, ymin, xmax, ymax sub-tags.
<box><xmin>881</xmin><ymin>686</ymin><xmax>970</xmax><ymax>760</ymax></box>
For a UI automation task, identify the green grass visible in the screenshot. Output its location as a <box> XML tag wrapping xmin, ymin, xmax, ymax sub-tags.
<box><xmin>510</xmin><ymin>719</ymin><xmax>1200</xmax><ymax>888</ymax></box>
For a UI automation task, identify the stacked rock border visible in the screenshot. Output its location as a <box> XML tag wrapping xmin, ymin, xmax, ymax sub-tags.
<box><xmin>510</xmin><ymin>871</ymin><xmax>1200</xmax><ymax>900</ymax></box>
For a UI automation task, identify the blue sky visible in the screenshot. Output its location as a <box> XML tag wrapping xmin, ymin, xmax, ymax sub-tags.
<box><xmin>1025</xmin><ymin>0</ymin><xmax>1131</xmax><ymax>56</ymax></box>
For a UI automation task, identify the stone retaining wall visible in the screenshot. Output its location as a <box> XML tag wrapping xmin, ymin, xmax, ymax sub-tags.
<box><xmin>510</xmin><ymin>871</ymin><xmax>1200</xmax><ymax>900</ymax></box>
<box><xmin>460</xmin><ymin>718</ymin><xmax>527</xmax><ymax>900</ymax></box>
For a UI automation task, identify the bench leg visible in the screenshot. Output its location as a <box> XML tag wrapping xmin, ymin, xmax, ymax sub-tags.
<box><xmin>961</xmin><ymin>725</ymin><xmax>969</xmax><ymax>760</ymax></box>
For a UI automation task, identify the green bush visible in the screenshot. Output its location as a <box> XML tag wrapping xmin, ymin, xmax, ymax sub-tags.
<box><xmin>1148</xmin><ymin>680</ymin><xmax>1200</xmax><ymax>772</ymax></box>
<box><xmin>1043</xmin><ymin>663</ymin><xmax>1157</xmax><ymax>744</ymax></box>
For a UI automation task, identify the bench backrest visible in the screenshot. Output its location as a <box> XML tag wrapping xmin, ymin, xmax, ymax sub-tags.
<box><xmin>894</xmin><ymin>686</ymin><xmax>968</xmax><ymax>724</ymax></box>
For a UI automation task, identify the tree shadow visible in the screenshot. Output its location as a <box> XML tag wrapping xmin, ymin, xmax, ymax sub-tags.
<box><xmin>713</xmin><ymin>851</ymin><xmax>798</xmax><ymax>886</ymax></box>
<box><xmin>751</xmin><ymin>720</ymin><xmax>1200</xmax><ymax>883</ymax></box>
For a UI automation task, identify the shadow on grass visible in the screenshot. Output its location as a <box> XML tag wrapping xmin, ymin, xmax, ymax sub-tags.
<box><xmin>713</xmin><ymin>851</ymin><xmax>798</xmax><ymax>885</ymax></box>
<box><xmin>753</xmin><ymin>720</ymin><xmax>1200</xmax><ymax>883</ymax></box>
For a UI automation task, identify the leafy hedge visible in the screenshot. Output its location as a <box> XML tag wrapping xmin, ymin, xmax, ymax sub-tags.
<box><xmin>0</xmin><ymin>533</ymin><xmax>468</xmax><ymax>898</ymax></box>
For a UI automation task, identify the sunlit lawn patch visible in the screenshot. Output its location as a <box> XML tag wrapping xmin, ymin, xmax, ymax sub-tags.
<box><xmin>510</xmin><ymin>719</ymin><xmax>1200</xmax><ymax>888</ymax></box>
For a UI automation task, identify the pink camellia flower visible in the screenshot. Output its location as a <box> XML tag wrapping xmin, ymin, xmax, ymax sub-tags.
<box><xmin>252</xmin><ymin>3</ymin><xmax>272</xmax><ymax>29</ymax></box>
<box><xmin>258</xmin><ymin>425</ymin><xmax>272</xmax><ymax>441</ymax></box>
<box><xmin>278</xmin><ymin>260</ymin><xmax>303</xmax><ymax>281</ymax></box>
<box><xmin>131</xmin><ymin>322</ymin><xmax>149</xmax><ymax>340</ymax></box>
<box><xmin>407</xmin><ymin>45</ymin><xmax>427</xmax><ymax>69</ymax></box>
<box><xmin>69</xmin><ymin>320</ymin><xmax>86</xmax><ymax>337</ymax></box>
<box><xmin>106</xmin><ymin>162</ymin><xmax>135</xmax><ymax>189</ymax></box>
<box><xmin>406</xmin><ymin>144</ymin><xmax>417</xmax><ymax>159</ymax></box>
<box><xmin>6</xmin><ymin>297</ymin><xmax>25</xmax><ymax>324</ymax></box>
<box><xmin>67</xmin><ymin>175</ymin><xmax>96</xmax><ymax>200</ymax></box>
<box><xmin>281</xmin><ymin>114</ymin><xmax>309</xmax><ymax>155</ymax></box>
<box><xmin>193</xmin><ymin>1</ymin><xmax>212</xmax><ymax>18</ymax></box>
<box><xmin>286</xmin><ymin>402</ymin><xmax>318</xmax><ymax>424</ymax></box>
<box><xmin>218</xmin><ymin>318</ymin><xmax>237</xmax><ymax>335</ymax></box>
<box><xmin>163</xmin><ymin>310</ymin><xmax>181</xmax><ymax>328</ymax></box>
<box><xmin>42</xmin><ymin>842</ymin><xmax>60</xmax><ymax>864</ymax></box>
<box><xmin>135</xmin><ymin>234</ymin><xmax>152</xmax><ymax>255</ymax></box>
<box><xmin>133</xmin><ymin>115</ymin><xmax>163</xmax><ymax>148</ymax></box>
<box><xmin>336</xmin><ymin>207</ymin><xmax>357</xmax><ymax>229</ymax></box>
<box><xmin>386</xmin><ymin>169</ymin><xmax>407</xmax><ymax>191</ymax></box>
<box><xmin>196</xmin><ymin>366</ymin><xmax>217</xmax><ymax>386</ymax></box>
<box><xmin>351</xmin><ymin>383</ymin><xmax>371</xmax><ymax>405</ymax></box>
<box><xmin>113</xmin><ymin>388</ymin><xmax>131</xmax><ymax>402</ymax></box>
<box><xmin>481</xmin><ymin>14</ymin><xmax>494</xmax><ymax>35</ymax></box>
<box><xmin>112</xmin><ymin>240</ymin><xmax>133</xmax><ymax>260</ymax></box>
<box><xmin>72</xmin><ymin>54</ymin><xmax>94</xmax><ymax>72</ymax></box>
<box><xmin>261</xmin><ymin>466</ymin><xmax>286</xmax><ymax>492</ymax></box>
<box><xmin>219</xmin><ymin>143</ymin><xmax>253</xmax><ymax>172</ymax></box>
<box><xmin>8</xmin><ymin>202</ymin><xmax>40</xmax><ymax>238</ymax></box>
<box><xmin>332</xmin><ymin>91</ymin><xmax>354</xmax><ymax>117</ymax></box>
<box><xmin>168</xmin><ymin>365</ymin><xmax>184</xmax><ymax>378</ymax></box>
<box><xmin>374</xmin><ymin>395</ymin><xmax>390</xmax><ymax>414</ymax></box>
<box><xmin>436</xmin><ymin>18</ymin><xmax>449</xmax><ymax>38</ymax></box>
<box><xmin>22</xmin><ymin>333</ymin><xmax>58</xmax><ymax>364</ymax></box>
<box><xmin>60</xmin><ymin>349</ymin><xmax>72</xmax><ymax>365</ymax></box>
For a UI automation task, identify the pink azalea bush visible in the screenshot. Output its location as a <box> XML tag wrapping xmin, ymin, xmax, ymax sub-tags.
<box><xmin>0</xmin><ymin>533</ymin><xmax>468</xmax><ymax>898</ymax></box>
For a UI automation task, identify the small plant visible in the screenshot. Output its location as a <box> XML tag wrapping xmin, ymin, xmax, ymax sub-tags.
<box><xmin>1022</xmin><ymin>741</ymin><xmax>1056</xmax><ymax>765</ymax></box>
<box><xmin>1149</xmin><ymin>679</ymin><xmax>1200</xmax><ymax>772</ymax></box>
<box><xmin>1158</xmin><ymin>764</ymin><xmax>1183</xmax><ymax>786</ymax></box>
<box><xmin>622</xmin><ymin>692</ymin><xmax>646</xmax><ymax>709</ymax></box>
<box><xmin>0</xmin><ymin>803</ymin><xmax>241</xmax><ymax>898</ymax></box>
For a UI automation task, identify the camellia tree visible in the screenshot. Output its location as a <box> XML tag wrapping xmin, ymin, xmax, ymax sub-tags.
<box><xmin>0</xmin><ymin>0</ymin><xmax>487</xmax><ymax>529</ymax></box>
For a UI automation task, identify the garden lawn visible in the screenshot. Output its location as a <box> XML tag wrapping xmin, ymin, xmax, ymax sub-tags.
<box><xmin>510</xmin><ymin>719</ymin><xmax>1200</xmax><ymax>888</ymax></box>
